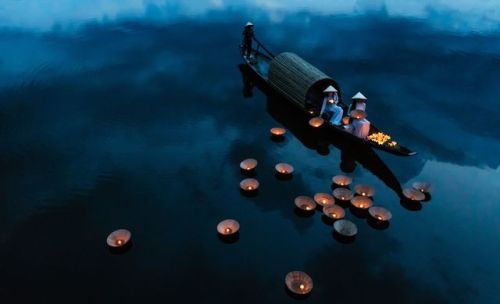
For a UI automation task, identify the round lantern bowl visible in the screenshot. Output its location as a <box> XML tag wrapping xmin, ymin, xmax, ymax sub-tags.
<box><xmin>367</xmin><ymin>206</ymin><xmax>392</xmax><ymax>229</ymax></box>
<box><xmin>217</xmin><ymin>219</ymin><xmax>240</xmax><ymax>243</ymax></box>
<box><xmin>354</xmin><ymin>184</ymin><xmax>375</xmax><ymax>197</ymax></box>
<box><xmin>285</xmin><ymin>271</ymin><xmax>313</xmax><ymax>298</ymax></box>
<box><xmin>402</xmin><ymin>188</ymin><xmax>425</xmax><ymax>202</ymax></box>
<box><xmin>107</xmin><ymin>229</ymin><xmax>132</xmax><ymax>254</ymax></box>
<box><xmin>412</xmin><ymin>181</ymin><xmax>432</xmax><ymax>201</ymax></box>
<box><xmin>240</xmin><ymin>158</ymin><xmax>258</xmax><ymax>176</ymax></box>
<box><xmin>332</xmin><ymin>175</ymin><xmax>353</xmax><ymax>188</ymax></box>
<box><xmin>239</xmin><ymin>178</ymin><xmax>259</xmax><ymax>197</ymax></box>
<box><xmin>294</xmin><ymin>196</ymin><xmax>316</xmax><ymax>216</ymax></box>
<box><xmin>308</xmin><ymin>117</ymin><xmax>325</xmax><ymax>128</ymax></box>
<box><xmin>270</xmin><ymin>127</ymin><xmax>286</xmax><ymax>142</ymax></box>
<box><xmin>333</xmin><ymin>219</ymin><xmax>358</xmax><ymax>243</ymax></box>
<box><xmin>313</xmin><ymin>193</ymin><xmax>335</xmax><ymax>208</ymax></box>
<box><xmin>275</xmin><ymin>163</ymin><xmax>294</xmax><ymax>180</ymax></box>
<box><xmin>321</xmin><ymin>205</ymin><xmax>345</xmax><ymax>225</ymax></box>
<box><xmin>333</xmin><ymin>188</ymin><xmax>354</xmax><ymax>204</ymax></box>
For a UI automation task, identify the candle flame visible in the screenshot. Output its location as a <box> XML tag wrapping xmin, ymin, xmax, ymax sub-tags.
<box><xmin>299</xmin><ymin>284</ymin><xmax>305</xmax><ymax>290</ymax></box>
<box><xmin>225</xmin><ymin>228</ymin><xmax>232</xmax><ymax>234</ymax></box>
<box><xmin>377</xmin><ymin>216</ymin><xmax>382</xmax><ymax>220</ymax></box>
<box><xmin>360</xmin><ymin>204</ymin><xmax>364</xmax><ymax>208</ymax></box>
<box><xmin>332</xmin><ymin>213</ymin><xmax>337</xmax><ymax>218</ymax></box>
<box><xmin>116</xmin><ymin>239</ymin><xmax>123</xmax><ymax>246</ymax></box>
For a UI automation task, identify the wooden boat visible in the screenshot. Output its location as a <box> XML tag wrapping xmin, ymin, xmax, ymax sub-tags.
<box><xmin>240</xmin><ymin>38</ymin><xmax>416</xmax><ymax>156</ymax></box>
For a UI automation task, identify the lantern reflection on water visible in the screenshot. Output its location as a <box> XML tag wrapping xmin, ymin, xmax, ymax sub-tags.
<box><xmin>106</xmin><ymin>229</ymin><xmax>131</xmax><ymax>248</ymax></box>
<box><xmin>403</xmin><ymin>188</ymin><xmax>425</xmax><ymax>201</ymax></box>
<box><xmin>351</xmin><ymin>196</ymin><xmax>373</xmax><ymax>209</ymax></box>
<box><xmin>332</xmin><ymin>175</ymin><xmax>352</xmax><ymax>187</ymax></box>
<box><xmin>368</xmin><ymin>206</ymin><xmax>392</xmax><ymax>222</ymax></box>
<box><xmin>323</xmin><ymin>205</ymin><xmax>345</xmax><ymax>220</ymax></box>
<box><xmin>275</xmin><ymin>163</ymin><xmax>294</xmax><ymax>175</ymax></box>
<box><xmin>239</xmin><ymin>178</ymin><xmax>260</xmax><ymax>191</ymax></box>
<box><xmin>217</xmin><ymin>219</ymin><xmax>240</xmax><ymax>236</ymax></box>
<box><xmin>313</xmin><ymin>193</ymin><xmax>335</xmax><ymax>207</ymax></box>
<box><xmin>333</xmin><ymin>219</ymin><xmax>358</xmax><ymax>237</ymax></box>
<box><xmin>294</xmin><ymin>196</ymin><xmax>316</xmax><ymax>211</ymax></box>
<box><xmin>308</xmin><ymin>117</ymin><xmax>324</xmax><ymax>128</ymax></box>
<box><xmin>285</xmin><ymin>271</ymin><xmax>313</xmax><ymax>295</ymax></box>
<box><xmin>332</xmin><ymin>188</ymin><xmax>354</xmax><ymax>201</ymax></box>
<box><xmin>239</xmin><ymin>158</ymin><xmax>258</xmax><ymax>171</ymax></box>
<box><xmin>412</xmin><ymin>181</ymin><xmax>432</xmax><ymax>193</ymax></box>
<box><xmin>354</xmin><ymin>184</ymin><xmax>375</xmax><ymax>197</ymax></box>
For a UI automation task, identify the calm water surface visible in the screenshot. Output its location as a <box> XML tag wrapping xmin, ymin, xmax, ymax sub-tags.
<box><xmin>1</xmin><ymin>1</ymin><xmax>499</xmax><ymax>303</ymax></box>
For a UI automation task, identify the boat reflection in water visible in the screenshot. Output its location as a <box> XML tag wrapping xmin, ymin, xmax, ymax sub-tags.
<box><xmin>238</xmin><ymin>64</ymin><xmax>404</xmax><ymax>198</ymax></box>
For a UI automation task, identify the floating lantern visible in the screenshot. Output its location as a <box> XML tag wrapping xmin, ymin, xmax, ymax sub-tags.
<box><xmin>368</xmin><ymin>206</ymin><xmax>392</xmax><ymax>222</ymax></box>
<box><xmin>240</xmin><ymin>178</ymin><xmax>260</xmax><ymax>191</ymax></box>
<box><xmin>354</xmin><ymin>184</ymin><xmax>375</xmax><ymax>197</ymax></box>
<box><xmin>351</xmin><ymin>196</ymin><xmax>373</xmax><ymax>209</ymax></box>
<box><xmin>332</xmin><ymin>188</ymin><xmax>354</xmax><ymax>201</ymax></box>
<box><xmin>285</xmin><ymin>271</ymin><xmax>313</xmax><ymax>295</ymax></box>
<box><xmin>342</xmin><ymin>116</ymin><xmax>350</xmax><ymax>125</ymax></box>
<box><xmin>313</xmin><ymin>193</ymin><xmax>335</xmax><ymax>207</ymax></box>
<box><xmin>403</xmin><ymin>188</ymin><xmax>425</xmax><ymax>201</ymax></box>
<box><xmin>332</xmin><ymin>175</ymin><xmax>353</xmax><ymax>187</ymax></box>
<box><xmin>270</xmin><ymin>127</ymin><xmax>286</xmax><ymax>137</ymax></box>
<box><xmin>217</xmin><ymin>219</ymin><xmax>240</xmax><ymax>236</ymax></box>
<box><xmin>107</xmin><ymin>229</ymin><xmax>131</xmax><ymax>248</ymax></box>
<box><xmin>323</xmin><ymin>205</ymin><xmax>345</xmax><ymax>220</ymax></box>
<box><xmin>350</xmin><ymin>109</ymin><xmax>367</xmax><ymax>120</ymax></box>
<box><xmin>294</xmin><ymin>196</ymin><xmax>316</xmax><ymax>211</ymax></box>
<box><xmin>333</xmin><ymin>219</ymin><xmax>358</xmax><ymax>237</ymax></box>
<box><xmin>275</xmin><ymin>163</ymin><xmax>294</xmax><ymax>175</ymax></box>
<box><xmin>308</xmin><ymin>117</ymin><xmax>324</xmax><ymax>128</ymax></box>
<box><xmin>412</xmin><ymin>181</ymin><xmax>432</xmax><ymax>193</ymax></box>
<box><xmin>239</xmin><ymin>158</ymin><xmax>258</xmax><ymax>171</ymax></box>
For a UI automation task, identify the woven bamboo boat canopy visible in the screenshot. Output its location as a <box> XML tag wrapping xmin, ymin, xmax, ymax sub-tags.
<box><xmin>268</xmin><ymin>52</ymin><xmax>342</xmax><ymax>109</ymax></box>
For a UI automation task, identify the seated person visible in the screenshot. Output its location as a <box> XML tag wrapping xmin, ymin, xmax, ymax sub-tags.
<box><xmin>319</xmin><ymin>85</ymin><xmax>343</xmax><ymax>125</ymax></box>
<box><xmin>347</xmin><ymin>92</ymin><xmax>367</xmax><ymax>115</ymax></box>
<box><xmin>351</xmin><ymin>110</ymin><xmax>370</xmax><ymax>139</ymax></box>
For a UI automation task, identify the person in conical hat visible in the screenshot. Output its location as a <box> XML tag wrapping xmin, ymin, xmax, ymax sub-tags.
<box><xmin>319</xmin><ymin>85</ymin><xmax>343</xmax><ymax>125</ymax></box>
<box><xmin>348</xmin><ymin>91</ymin><xmax>367</xmax><ymax>115</ymax></box>
<box><xmin>242</xmin><ymin>22</ymin><xmax>255</xmax><ymax>58</ymax></box>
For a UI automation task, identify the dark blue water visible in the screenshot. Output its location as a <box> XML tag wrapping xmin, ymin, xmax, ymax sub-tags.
<box><xmin>1</xmin><ymin>2</ymin><xmax>499</xmax><ymax>303</ymax></box>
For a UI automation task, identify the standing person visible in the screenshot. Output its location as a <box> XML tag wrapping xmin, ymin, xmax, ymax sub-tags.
<box><xmin>242</xmin><ymin>22</ymin><xmax>254</xmax><ymax>58</ymax></box>
<box><xmin>348</xmin><ymin>92</ymin><xmax>367</xmax><ymax>115</ymax></box>
<box><xmin>319</xmin><ymin>85</ymin><xmax>343</xmax><ymax>125</ymax></box>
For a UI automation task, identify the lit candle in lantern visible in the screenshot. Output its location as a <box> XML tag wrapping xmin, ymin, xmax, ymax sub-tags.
<box><xmin>107</xmin><ymin>229</ymin><xmax>131</xmax><ymax>248</ymax></box>
<box><xmin>285</xmin><ymin>271</ymin><xmax>313</xmax><ymax>295</ymax></box>
<box><xmin>332</xmin><ymin>175</ymin><xmax>353</xmax><ymax>187</ymax></box>
<box><xmin>323</xmin><ymin>205</ymin><xmax>345</xmax><ymax>220</ymax></box>
<box><xmin>275</xmin><ymin>163</ymin><xmax>294</xmax><ymax>175</ymax></box>
<box><xmin>270</xmin><ymin>127</ymin><xmax>286</xmax><ymax>137</ymax></box>
<box><xmin>412</xmin><ymin>181</ymin><xmax>432</xmax><ymax>194</ymax></box>
<box><xmin>240</xmin><ymin>178</ymin><xmax>260</xmax><ymax>191</ymax></box>
<box><xmin>217</xmin><ymin>219</ymin><xmax>240</xmax><ymax>236</ymax></box>
<box><xmin>403</xmin><ymin>188</ymin><xmax>425</xmax><ymax>201</ymax></box>
<box><xmin>368</xmin><ymin>206</ymin><xmax>392</xmax><ymax>222</ymax></box>
<box><xmin>314</xmin><ymin>193</ymin><xmax>335</xmax><ymax>207</ymax></box>
<box><xmin>333</xmin><ymin>188</ymin><xmax>354</xmax><ymax>201</ymax></box>
<box><xmin>351</xmin><ymin>196</ymin><xmax>373</xmax><ymax>209</ymax></box>
<box><xmin>354</xmin><ymin>184</ymin><xmax>375</xmax><ymax>197</ymax></box>
<box><xmin>342</xmin><ymin>116</ymin><xmax>350</xmax><ymax>125</ymax></box>
<box><xmin>308</xmin><ymin>117</ymin><xmax>324</xmax><ymax>128</ymax></box>
<box><xmin>294</xmin><ymin>196</ymin><xmax>316</xmax><ymax>212</ymax></box>
<box><xmin>240</xmin><ymin>158</ymin><xmax>258</xmax><ymax>171</ymax></box>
